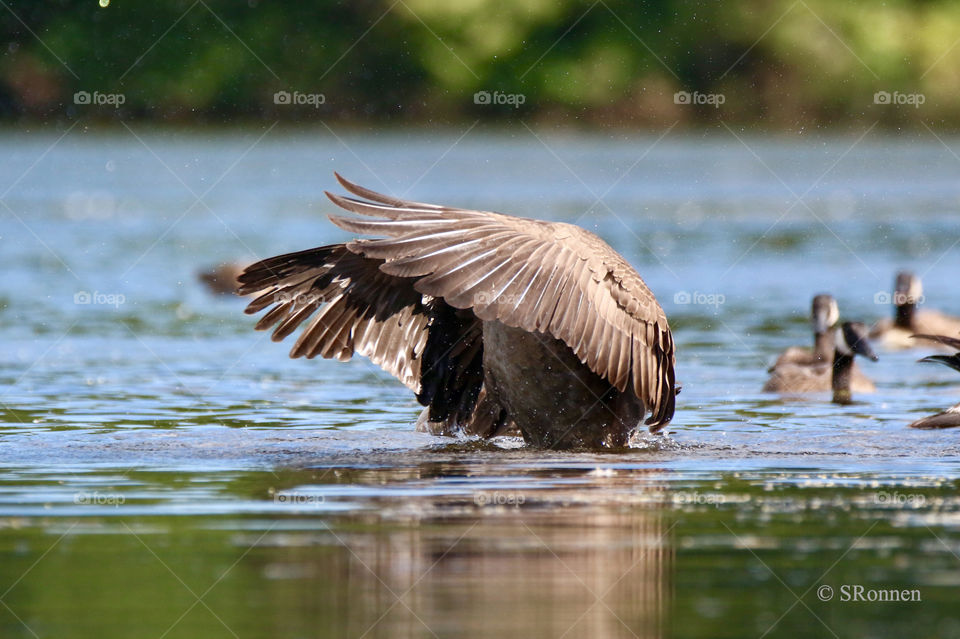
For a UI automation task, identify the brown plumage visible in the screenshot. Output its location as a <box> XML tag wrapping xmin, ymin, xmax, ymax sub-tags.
<box><xmin>237</xmin><ymin>174</ymin><xmax>677</xmax><ymax>448</ymax></box>
<box><xmin>764</xmin><ymin>322</ymin><xmax>878</xmax><ymax>403</ymax></box>
<box><xmin>908</xmin><ymin>334</ymin><xmax>960</xmax><ymax>429</ymax></box>
<box><xmin>199</xmin><ymin>262</ymin><xmax>249</xmax><ymax>295</ymax></box>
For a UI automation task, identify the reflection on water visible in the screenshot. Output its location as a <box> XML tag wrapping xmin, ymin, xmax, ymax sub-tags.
<box><xmin>2</xmin><ymin>462</ymin><xmax>959</xmax><ymax>638</ymax></box>
<box><xmin>2</xmin><ymin>129</ymin><xmax>960</xmax><ymax>637</ymax></box>
<box><xmin>298</xmin><ymin>503</ymin><xmax>672</xmax><ymax>639</ymax></box>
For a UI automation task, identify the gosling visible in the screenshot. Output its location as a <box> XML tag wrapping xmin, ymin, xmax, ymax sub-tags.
<box><xmin>871</xmin><ymin>271</ymin><xmax>960</xmax><ymax>349</ymax></box>
<box><xmin>765</xmin><ymin>322</ymin><xmax>877</xmax><ymax>404</ymax></box>
<box><xmin>764</xmin><ymin>295</ymin><xmax>875</xmax><ymax>393</ymax></box>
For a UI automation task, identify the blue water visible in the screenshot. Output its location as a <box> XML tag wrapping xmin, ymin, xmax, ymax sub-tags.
<box><xmin>1</xmin><ymin>126</ymin><xmax>958</xmax><ymax>638</ymax></box>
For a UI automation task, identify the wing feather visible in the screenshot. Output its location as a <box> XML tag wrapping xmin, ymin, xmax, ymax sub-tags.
<box><xmin>313</xmin><ymin>179</ymin><xmax>677</xmax><ymax>427</ymax></box>
<box><xmin>238</xmin><ymin>246</ymin><xmax>430</xmax><ymax>391</ymax></box>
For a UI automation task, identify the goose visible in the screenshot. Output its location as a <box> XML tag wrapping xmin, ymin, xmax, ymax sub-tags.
<box><xmin>763</xmin><ymin>322</ymin><xmax>877</xmax><ymax>403</ymax></box>
<box><xmin>236</xmin><ymin>174</ymin><xmax>677</xmax><ymax>449</ymax></box>
<box><xmin>764</xmin><ymin>295</ymin><xmax>875</xmax><ymax>393</ymax></box>
<box><xmin>870</xmin><ymin>271</ymin><xmax>960</xmax><ymax>349</ymax></box>
<box><xmin>199</xmin><ymin>262</ymin><xmax>248</xmax><ymax>295</ymax></box>
<box><xmin>908</xmin><ymin>334</ymin><xmax>960</xmax><ymax>429</ymax></box>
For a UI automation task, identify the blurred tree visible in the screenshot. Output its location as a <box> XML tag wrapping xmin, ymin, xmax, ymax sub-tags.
<box><xmin>0</xmin><ymin>0</ymin><xmax>956</xmax><ymax>127</ymax></box>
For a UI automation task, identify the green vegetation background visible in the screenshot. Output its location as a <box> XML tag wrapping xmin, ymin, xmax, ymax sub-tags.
<box><xmin>1</xmin><ymin>0</ymin><xmax>956</xmax><ymax>128</ymax></box>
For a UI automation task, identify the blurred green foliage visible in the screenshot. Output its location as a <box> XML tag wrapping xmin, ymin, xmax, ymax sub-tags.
<box><xmin>1</xmin><ymin>0</ymin><xmax>957</xmax><ymax>127</ymax></box>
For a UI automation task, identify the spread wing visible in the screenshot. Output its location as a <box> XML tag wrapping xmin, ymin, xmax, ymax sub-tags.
<box><xmin>238</xmin><ymin>244</ymin><xmax>488</xmax><ymax>427</ymax></box>
<box><xmin>326</xmin><ymin>173</ymin><xmax>676</xmax><ymax>426</ymax></box>
<box><xmin>237</xmin><ymin>245</ymin><xmax>430</xmax><ymax>390</ymax></box>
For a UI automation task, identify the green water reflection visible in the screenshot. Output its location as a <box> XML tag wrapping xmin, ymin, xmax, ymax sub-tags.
<box><xmin>1</xmin><ymin>467</ymin><xmax>957</xmax><ymax>638</ymax></box>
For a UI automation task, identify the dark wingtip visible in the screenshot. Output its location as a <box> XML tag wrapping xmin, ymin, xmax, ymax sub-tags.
<box><xmin>918</xmin><ymin>354</ymin><xmax>960</xmax><ymax>373</ymax></box>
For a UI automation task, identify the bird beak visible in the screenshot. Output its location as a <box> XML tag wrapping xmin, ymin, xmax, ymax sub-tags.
<box><xmin>851</xmin><ymin>334</ymin><xmax>878</xmax><ymax>362</ymax></box>
<box><xmin>843</xmin><ymin>322</ymin><xmax>879</xmax><ymax>361</ymax></box>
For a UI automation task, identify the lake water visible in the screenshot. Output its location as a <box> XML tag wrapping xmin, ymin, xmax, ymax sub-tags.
<box><xmin>1</xmin><ymin>125</ymin><xmax>959</xmax><ymax>637</ymax></box>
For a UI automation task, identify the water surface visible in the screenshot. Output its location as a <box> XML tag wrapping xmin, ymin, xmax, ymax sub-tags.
<box><xmin>1</xmin><ymin>126</ymin><xmax>959</xmax><ymax>637</ymax></box>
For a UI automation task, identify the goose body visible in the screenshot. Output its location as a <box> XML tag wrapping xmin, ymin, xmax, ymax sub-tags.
<box><xmin>769</xmin><ymin>294</ymin><xmax>836</xmax><ymax>369</ymax></box>
<box><xmin>872</xmin><ymin>310</ymin><xmax>960</xmax><ymax>349</ymax></box>
<box><xmin>764</xmin><ymin>322</ymin><xmax>877</xmax><ymax>403</ymax></box>
<box><xmin>199</xmin><ymin>262</ymin><xmax>248</xmax><ymax>295</ymax></box>
<box><xmin>237</xmin><ymin>175</ymin><xmax>677</xmax><ymax>448</ymax></box>
<box><xmin>764</xmin><ymin>295</ymin><xmax>875</xmax><ymax>393</ymax></box>
<box><xmin>871</xmin><ymin>272</ymin><xmax>960</xmax><ymax>350</ymax></box>
<box><xmin>908</xmin><ymin>334</ymin><xmax>960</xmax><ymax>429</ymax></box>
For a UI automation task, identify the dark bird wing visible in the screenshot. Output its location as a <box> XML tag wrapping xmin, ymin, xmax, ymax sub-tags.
<box><xmin>237</xmin><ymin>244</ymin><xmax>488</xmax><ymax>427</ymax></box>
<box><xmin>238</xmin><ymin>245</ymin><xmax>429</xmax><ymax>390</ymax></box>
<box><xmin>326</xmin><ymin>173</ymin><xmax>676</xmax><ymax>426</ymax></box>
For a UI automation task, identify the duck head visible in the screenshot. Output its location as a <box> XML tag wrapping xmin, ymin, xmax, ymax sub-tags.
<box><xmin>811</xmin><ymin>294</ymin><xmax>840</xmax><ymax>335</ymax></box>
<box><xmin>832</xmin><ymin>322</ymin><xmax>878</xmax><ymax>404</ymax></box>
<box><xmin>894</xmin><ymin>271</ymin><xmax>923</xmax><ymax>329</ymax></box>
<box><xmin>836</xmin><ymin>322</ymin><xmax>878</xmax><ymax>361</ymax></box>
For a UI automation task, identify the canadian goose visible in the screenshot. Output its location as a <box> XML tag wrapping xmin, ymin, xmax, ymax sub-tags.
<box><xmin>830</xmin><ymin>322</ymin><xmax>879</xmax><ymax>404</ymax></box>
<box><xmin>764</xmin><ymin>295</ymin><xmax>875</xmax><ymax>393</ymax></box>
<box><xmin>199</xmin><ymin>262</ymin><xmax>248</xmax><ymax>295</ymax></box>
<box><xmin>763</xmin><ymin>322</ymin><xmax>877</xmax><ymax>403</ymax></box>
<box><xmin>871</xmin><ymin>271</ymin><xmax>960</xmax><ymax>349</ymax></box>
<box><xmin>771</xmin><ymin>294</ymin><xmax>838</xmax><ymax>368</ymax></box>
<box><xmin>237</xmin><ymin>174</ymin><xmax>677</xmax><ymax>449</ymax></box>
<box><xmin>908</xmin><ymin>334</ymin><xmax>960</xmax><ymax>429</ymax></box>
